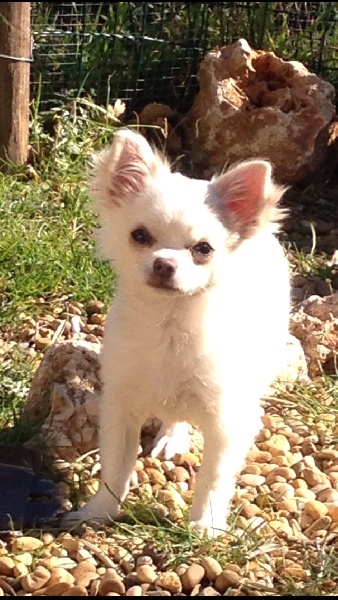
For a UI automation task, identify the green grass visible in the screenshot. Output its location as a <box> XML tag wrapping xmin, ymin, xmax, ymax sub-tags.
<box><xmin>0</xmin><ymin>98</ymin><xmax>122</xmax><ymax>436</ymax></box>
<box><xmin>0</xmin><ymin>99</ymin><xmax>119</xmax><ymax>327</ymax></box>
<box><xmin>269</xmin><ymin>376</ymin><xmax>338</xmax><ymax>443</ymax></box>
<box><xmin>0</xmin><ymin>347</ymin><xmax>38</xmax><ymax>443</ymax></box>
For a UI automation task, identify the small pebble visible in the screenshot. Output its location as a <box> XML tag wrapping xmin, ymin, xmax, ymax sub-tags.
<box><xmin>13</xmin><ymin>537</ymin><xmax>44</xmax><ymax>553</ymax></box>
<box><xmin>21</xmin><ymin>566</ymin><xmax>51</xmax><ymax>592</ymax></box>
<box><xmin>136</xmin><ymin>564</ymin><xmax>157</xmax><ymax>584</ymax></box>
<box><xmin>181</xmin><ymin>564</ymin><xmax>205</xmax><ymax>591</ymax></box>
<box><xmin>238</xmin><ymin>474</ymin><xmax>265</xmax><ymax>487</ymax></box>
<box><xmin>156</xmin><ymin>571</ymin><xmax>182</xmax><ymax>594</ymax></box>
<box><xmin>303</xmin><ymin>500</ymin><xmax>328</xmax><ymax>519</ymax></box>
<box><xmin>98</xmin><ymin>570</ymin><xmax>125</xmax><ymax>596</ymax></box>
<box><xmin>215</xmin><ymin>569</ymin><xmax>240</xmax><ymax>593</ymax></box>
<box><xmin>200</xmin><ymin>557</ymin><xmax>222</xmax><ymax>581</ymax></box>
<box><xmin>46</xmin><ymin>568</ymin><xmax>75</xmax><ymax>587</ymax></box>
<box><xmin>126</xmin><ymin>586</ymin><xmax>143</xmax><ymax>596</ymax></box>
<box><xmin>61</xmin><ymin>586</ymin><xmax>89</xmax><ymax>596</ymax></box>
<box><xmin>262</xmin><ymin>434</ymin><xmax>291</xmax><ymax>455</ymax></box>
<box><xmin>86</xmin><ymin>299</ymin><xmax>105</xmax><ymax>315</ymax></box>
<box><xmin>199</xmin><ymin>586</ymin><xmax>221</xmax><ymax>596</ymax></box>
<box><xmin>328</xmin><ymin>506</ymin><xmax>338</xmax><ymax>522</ymax></box>
<box><xmin>0</xmin><ymin>556</ymin><xmax>15</xmax><ymax>576</ymax></box>
<box><xmin>45</xmin><ymin>583</ymin><xmax>72</xmax><ymax>596</ymax></box>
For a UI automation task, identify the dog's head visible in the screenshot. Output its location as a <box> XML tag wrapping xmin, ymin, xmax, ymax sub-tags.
<box><xmin>91</xmin><ymin>129</ymin><xmax>286</xmax><ymax>296</ymax></box>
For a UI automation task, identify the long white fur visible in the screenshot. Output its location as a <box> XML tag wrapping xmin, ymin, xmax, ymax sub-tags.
<box><xmin>63</xmin><ymin>129</ymin><xmax>290</xmax><ymax>537</ymax></box>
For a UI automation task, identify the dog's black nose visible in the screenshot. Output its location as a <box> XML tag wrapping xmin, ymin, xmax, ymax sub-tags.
<box><xmin>153</xmin><ymin>257</ymin><xmax>177</xmax><ymax>280</ymax></box>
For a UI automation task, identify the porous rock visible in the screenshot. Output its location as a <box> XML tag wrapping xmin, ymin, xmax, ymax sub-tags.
<box><xmin>290</xmin><ymin>292</ymin><xmax>338</xmax><ymax>377</ymax></box>
<box><xmin>24</xmin><ymin>341</ymin><xmax>101</xmax><ymax>460</ymax></box>
<box><xmin>187</xmin><ymin>38</ymin><xmax>336</xmax><ymax>183</ymax></box>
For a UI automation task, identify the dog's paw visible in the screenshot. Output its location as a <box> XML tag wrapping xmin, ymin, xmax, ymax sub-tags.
<box><xmin>189</xmin><ymin>519</ymin><xmax>227</xmax><ymax>539</ymax></box>
<box><xmin>151</xmin><ymin>421</ymin><xmax>190</xmax><ymax>460</ymax></box>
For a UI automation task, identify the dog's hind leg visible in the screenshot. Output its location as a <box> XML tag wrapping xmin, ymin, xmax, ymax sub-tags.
<box><xmin>150</xmin><ymin>421</ymin><xmax>190</xmax><ymax>460</ymax></box>
<box><xmin>189</xmin><ymin>405</ymin><xmax>262</xmax><ymax>538</ymax></box>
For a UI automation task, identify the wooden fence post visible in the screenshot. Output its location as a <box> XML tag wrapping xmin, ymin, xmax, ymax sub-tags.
<box><xmin>0</xmin><ymin>3</ymin><xmax>31</xmax><ymax>165</ymax></box>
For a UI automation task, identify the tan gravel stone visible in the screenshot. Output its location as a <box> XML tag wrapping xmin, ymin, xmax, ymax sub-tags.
<box><xmin>61</xmin><ymin>586</ymin><xmax>88</xmax><ymax>596</ymax></box>
<box><xmin>317</xmin><ymin>488</ymin><xmax>338</xmax><ymax>503</ymax></box>
<box><xmin>200</xmin><ymin>557</ymin><xmax>222</xmax><ymax>581</ymax></box>
<box><xmin>270</xmin><ymin>482</ymin><xmax>295</xmax><ymax>499</ymax></box>
<box><xmin>146</xmin><ymin>468</ymin><xmax>167</xmax><ymax>486</ymax></box>
<box><xmin>136</xmin><ymin>564</ymin><xmax>157</xmax><ymax>584</ymax></box>
<box><xmin>155</xmin><ymin>571</ymin><xmax>182</xmax><ymax>594</ymax></box>
<box><xmin>45</xmin><ymin>583</ymin><xmax>73</xmax><ymax>595</ymax></box>
<box><xmin>262</xmin><ymin>435</ymin><xmax>291</xmax><ymax>455</ymax></box>
<box><xmin>238</xmin><ymin>474</ymin><xmax>265</xmax><ymax>487</ymax></box>
<box><xmin>13</xmin><ymin>538</ymin><xmax>44</xmax><ymax>553</ymax></box>
<box><xmin>173</xmin><ymin>466</ymin><xmax>190</xmax><ymax>482</ymax></box>
<box><xmin>247</xmin><ymin>450</ymin><xmax>272</xmax><ymax>463</ymax></box>
<box><xmin>269</xmin><ymin>519</ymin><xmax>292</xmax><ymax>536</ymax></box>
<box><xmin>0</xmin><ymin>556</ymin><xmax>15</xmax><ymax>576</ymax></box>
<box><xmin>181</xmin><ymin>564</ymin><xmax>205</xmax><ymax>591</ymax></box>
<box><xmin>126</xmin><ymin>586</ymin><xmax>143</xmax><ymax>596</ymax></box>
<box><xmin>277</xmin><ymin>498</ymin><xmax>298</xmax><ymax>513</ymax></box>
<box><xmin>303</xmin><ymin>500</ymin><xmax>328</xmax><ymax>519</ymax></box>
<box><xmin>98</xmin><ymin>569</ymin><xmax>125</xmax><ymax>595</ymax></box>
<box><xmin>215</xmin><ymin>569</ymin><xmax>240</xmax><ymax>593</ymax></box>
<box><xmin>327</xmin><ymin>505</ymin><xmax>338</xmax><ymax>522</ymax></box>
<box><xmin>242</xmin><ymin>464</ymin><xmax>261</xmax><ymax>475</ymax></box>
<box><xmin>295</xmin><ymin>488</ymin><xmax>316</xmax><ymax>500</ymax></box>
<box><xmin>22</xmin><ymin>567</ymin><xmax>51</xmax><ymax>592</ymax></box>
<box><xmin>46</xmin><ymin>568</ymin><xmax>75</xmax><ymax>588</ymax></box>
<box><xmin>303</xmin><ymin>468</ymin><xmax>325</xmax><ymax>487</ymax></box>
<box><xmin>175</xmin><ymin>452</ymin><xmax>200</xmax><ymax>467</ymax></box>
<box><xmin>240</xmin><ymin>504</ymin><xmax>261</xmax><ymax>519</ymax></box>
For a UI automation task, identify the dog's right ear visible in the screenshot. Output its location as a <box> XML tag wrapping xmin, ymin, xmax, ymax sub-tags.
<box><xmin>90</xmin><ymin>129</ymin><xmax>161</xmax><ymax>207</ymax></box>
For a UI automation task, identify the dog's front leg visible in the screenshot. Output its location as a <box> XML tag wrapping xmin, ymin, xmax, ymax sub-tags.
<box><xmin>189</xmin><ymin>409</ymin><xmax>261</xmax><ymax>538</ymax></box>
<box><xmin>62</xmin><ymin>394</ymin><xmax>140</xmax><ymax>526</ymax></box>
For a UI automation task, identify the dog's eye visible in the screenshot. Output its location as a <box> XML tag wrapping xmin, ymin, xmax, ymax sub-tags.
<box><xmin>131</xmin><ymin>227</ymin><xmax>153</xmax><ymax>246</ymax></box>
<box><xmin>193</xmin><ymin>241</ymin><xmax>214</xmax><ymax>256</ymax></box>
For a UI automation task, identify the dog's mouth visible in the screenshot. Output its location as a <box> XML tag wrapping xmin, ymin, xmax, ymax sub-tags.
<box><xmin>146</xmin><ymin>277</ymin><xmax>208</xmax><ymax>297</ymax></box>
<box><xmin>147</xmin><ymin>278</ymin><xmax>181</xmax><ymax>293</ymax></box>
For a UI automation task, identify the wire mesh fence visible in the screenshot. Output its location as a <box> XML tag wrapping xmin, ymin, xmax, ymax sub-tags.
<box><xmin>31</xmin><ymin>2</ymin><xmax>338</xmax><ymax>111</ymax></box>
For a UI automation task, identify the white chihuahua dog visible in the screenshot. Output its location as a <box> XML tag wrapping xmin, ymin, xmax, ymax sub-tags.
<box><xmin>63</xmin><ymin>129</ymin><xmax>290</xmax><ymax>536</ymax></box>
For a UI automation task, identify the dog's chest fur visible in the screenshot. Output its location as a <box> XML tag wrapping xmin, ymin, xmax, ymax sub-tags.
<box><xmin>104</xmin><ymin>295</ymin><xmax>219</xmax><ymax>421</ymax></box>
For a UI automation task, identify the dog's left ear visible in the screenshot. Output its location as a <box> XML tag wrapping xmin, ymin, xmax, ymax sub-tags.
<box><xmin>91</xmin><ymin>129</ymin><xmax>162</xmax><ymax>208</ymax></box>
<box><xmin>211</xmin><ymin>160</ymin><xmax>286</xmax><ymax>237</ymax></box>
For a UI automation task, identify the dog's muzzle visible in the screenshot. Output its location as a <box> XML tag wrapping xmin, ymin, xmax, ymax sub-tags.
<box><xmin>148</xmin><ymin>257</ymin><xmax>178</xmax><ymax>290</ymax></box>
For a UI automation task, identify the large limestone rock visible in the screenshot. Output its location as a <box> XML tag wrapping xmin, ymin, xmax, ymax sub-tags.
<box><xmin>187</xmin><ymin>39</ymin><xmax>336</xmax><ymax>183</ymax></box>
<box><xmin>24</xmin><ymin>334</ymin><xmax>308</xmax><ymax>459</ymax></box>
<box><xmin>24</xmin><ymin>341</ymin><xmax>102</xmax><ymax>461</ymax></box>
<box><xmin>290</xmin><ymin>293</ymin><xmax>338</xmax><ymax>377</ymax></box>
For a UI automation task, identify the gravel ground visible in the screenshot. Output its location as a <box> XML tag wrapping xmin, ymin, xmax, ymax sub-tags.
<box><xmin>1</xmin><ymin>286</ymin><xmax>338</xmax><ymax>596</ymax></box>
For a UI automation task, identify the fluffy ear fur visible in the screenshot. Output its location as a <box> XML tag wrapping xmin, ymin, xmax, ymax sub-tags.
<box><xmin>90</xmin><ymin>129</ymin><xmax>163</xmax><ymax>208</ymax></box>
<box><xmin>211</xmin><ymin>160</ymin><xmax>287</xmax><ymax>238</ymax></box>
